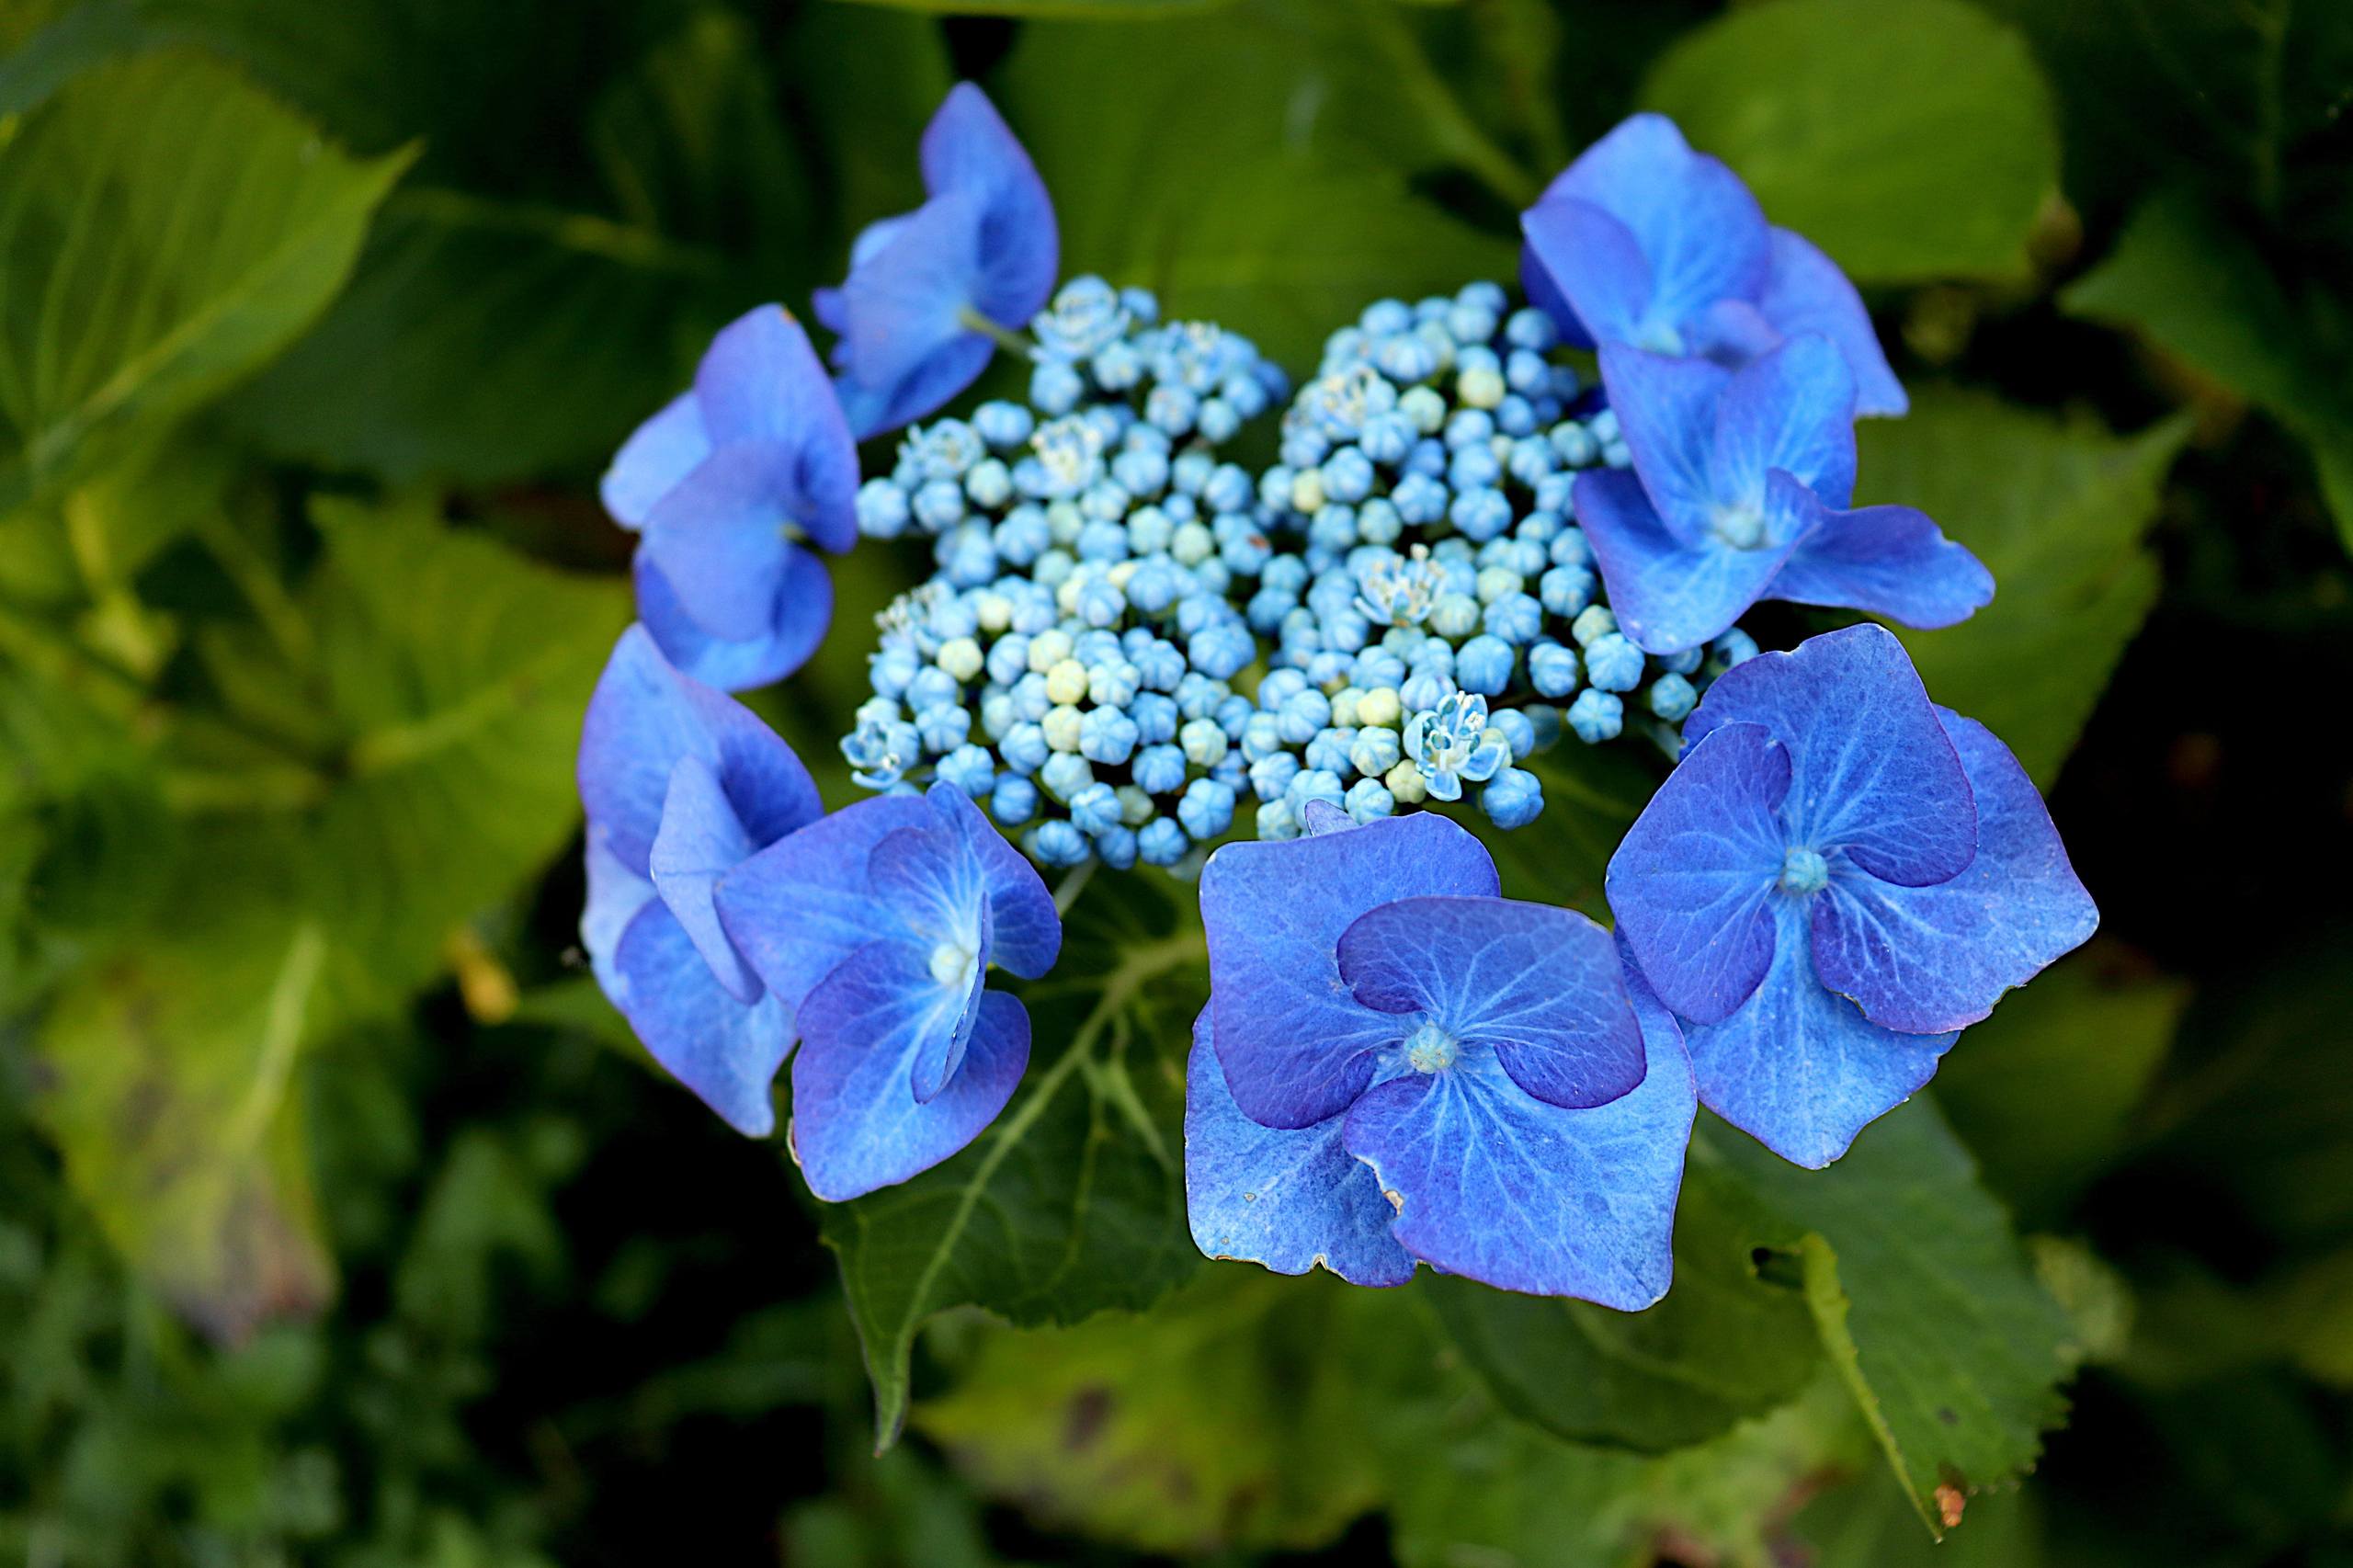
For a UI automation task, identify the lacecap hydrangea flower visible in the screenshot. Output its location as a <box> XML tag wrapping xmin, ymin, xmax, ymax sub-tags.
<box><xmin>815</xmin><ymin>83</ymin><xmax>1057</xmax><ymax>439</ymax></box>
<box><xmin>1185</xmin><ymin>802</ymin><xmax>1696</xmax><ymax>1302</ymax></box>
<box><xmin>1607</xmin><ymin>624</ymin><xmax>2097</xmax><ymax>1167</ymax></box>
<box><xmin>600</xmin><ymin>307</ymin><xmax>859</xmax><ymax>692</ymax></box>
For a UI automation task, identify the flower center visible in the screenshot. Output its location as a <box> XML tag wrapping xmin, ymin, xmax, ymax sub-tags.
<box><xmin>1779</xmin><ymin>846</ymin><xmax>1831</xmax><ymax>894</ymax></box>
<box><xmin>1404</xmin><ymin>1018</ymin><xmax>1461</xmax><ymax>1074</ymax></box>
<box><xmin>928</xmin><ymin>939</ymin><xmax>978</xmax><ymax>991</ymax></box>
<box><xmin>1711</xmin><ymin>502</ymin><xmax>1767</xmax><ymax>551</ymax></box>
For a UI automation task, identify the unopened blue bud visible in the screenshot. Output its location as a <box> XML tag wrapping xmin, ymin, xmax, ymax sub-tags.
<box><xmin>1566</xmin><ymin>688</ymin><xmax>1623</xmax><ymax>744</ymax></box>
<box><xmin>1178</xmin><ymin>777</ymin><xmax>1236</xmax><ymax>839</ymax></box>
<box><xmin>991</xmin><ymin>774</ymin><xmax>1039</xmax><ymax>825</ymax></box>
<box><xmin>1137</xmin><ymin>817</ymin><xmax>1188</xmax><ymax>865</ymax></box>
<box><xmin>1480</xmin><ymin>767</ymin><xmax>1544</xmax><ymax>830</ymax></box>
<box><xmin>1584</xmin><ymin>632</ymin><xmax>1645</xmax><ymax>693</ymax></box>
<box><xmin>1529</xmin><ymin>641</ymin><xmax>1580</xmax><ymax>699</ymax></box>
<box><xmin>1647</xmin><ymin>672</ymin><xmax>1699</xmax><ymax>722</ymax></box>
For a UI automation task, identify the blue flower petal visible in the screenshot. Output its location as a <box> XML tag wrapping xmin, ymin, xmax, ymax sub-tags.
<box><xmin>1758</xmin><ymin>228</ymin><xmax>1908</xmax><ymax>418</ymax></box>
<box><xmin>582</xmin><ymin>823</ymin><xmax>654</xmax><ymax>996</ymax></box>
<box><xmin>790</xmin><ymin>965</ymin><xmax>1029</xmax><ymax>1201</ymax></box>
<box><xmin>1521</xmin><ymin>199</ymin><xmax>1656</xmax><ymax>352</ymax></box>
<box><xmin>1573</xmin><ymin>468</ymin><xmax>1800</xmax><ymax>655</ymax></box>
<box><xmin>633</xmin><ymin>546</ymin><xmax>834</xmax><ymax>694</ymax></box>
<box><xmin>650</xmin><ymin>755</ymin><xmax>763</xmax><ymax>1005</ymax></box>
<box><xmin>1768</xmin><ymin>496</ymin><xmax>1995</xmax><ymax>631</ymax></box>
<box><xmin>1341</xmin><ymin>958</ymin><xmax>1695</xmax><ymax>1304</ymax></box>
<box><xmin>691</xmin><ymin>306</ymin><xmax>861</xmax><ymax>554</ymax></box>
<box><xmin>829</xmin><ymin>189</ymin><xmax>999</xmax><ymax>439</ymax></box>
<box><xmin>576</xmin><ymin>626</ymin><xmax>822</xmax><ymax>874</ymax></box>
<box><xmin>1201</xmin><ymin>812</ymin><xmax>1498</xmax><ymax>1131</ymax></box>
<box><xmin>1607</xmin><ymin>721</ymin><xmax>1790</xmax><ymax>1025</ymax></box>
<box><xmin>929</xmin><ymin>781</ymin><xmax>1061</xmax><ymax>978</ymax></box>
<box><xmin>1708</xmin><ymin>335</ymin><xmax>1859</xmax><ymax>508</ymax></box>
<box><xmin>918</xmin><ymin>82</ymin><xmax>1058</xmax><ymax>329</ymax></box>
<box><xmin>1595</xmin><ymin>345</ymin><xmax>1731</xmax><ymax>542</ymax></box>
<box><xmin>717</xmin><ymin>793</ymin><xmax>934</xmax><ymax>1014</ymax></box>
<box><xmin>1534</xmin><ymin>113</ymin><xmax>1768</xmax><ymax>348</ymax></box>
<box><xmin>1336</xmin><ymin>895</ymin><xmax>1646</xmax><ymax>1110</ymax></box>
<box><xmin>1686</xmin><ymin>623</ymin><xmax>1977</xmax><ymax>888</ymax></box>
<box><xmin>601</xmin><ymin>392</ymin><xmax>707</xmax><ymax>529</ymax></box>
<box><xmin>1811</xmin><ymin>708</ymin><xmax>2097</xmax><ymax>1033</ymax></box>
<box><xmin>612</xmin><ymin>898</ymin><xmax>794</xmax><ymax>1138</ymax></box>
<box><xmin>1182</xmin><ymin>1007</ymin><xmax>1415</xmax><ymax>1288</ymax></box>
<box><xmin>1678</xmin><ymin>897</ymin><xmax>1952</xmax><ymax>1168</ymax></box>
<box><xmin>638</xmin><ymin>440</ymin><xmax>801</xmax><ymax>643</ymax></box>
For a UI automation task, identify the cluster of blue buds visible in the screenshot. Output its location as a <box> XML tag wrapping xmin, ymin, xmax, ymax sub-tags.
<box><xmin>836</xmin><ymin>277</ymin><xmax>1303</xmax><ymax>872</ymax></box>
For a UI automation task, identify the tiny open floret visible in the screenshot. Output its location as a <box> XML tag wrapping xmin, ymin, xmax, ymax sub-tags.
<box><xmin>599</xmin><ymin>306</ymin><xmax>860</xmax><ymax>691</ymax></box>
<box><xmin>1519</xmin><ymin>112</ymin><xmax>1906</xmax><ymax>416</ymax></box>
<box><xmin>716</xmin><ymin>781</ymin><xmax>1061</xmax><ymax>1200</ymax></box>
<box><xmin>815</xmin><ymin>83</ymin><xmax>1058</xmax><ymax>439</ymax></box>
<box><xmin>1185</xmin><ymin>808</ymin><xmax>1697</xmax><ymax>1303</ymax></box>
<box><xmin>1572</xmin><ymin>336</ymin><xmax>1993</xmax><ymax>654</ymax></box>
<box><xmin>575</xmin><ymin>626</ymin><xmax>824</xmax><ymax>1135</ymax></box>
<box><xmin>1606</xmin><ymin>624</ymin><xmax>2098</xmax><ymax>1167</ymax></box>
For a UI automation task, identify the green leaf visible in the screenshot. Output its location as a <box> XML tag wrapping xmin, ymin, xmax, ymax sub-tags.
<box><xmin>1705</xmin><ymin>1099</ymin><xmax>2078</xmax><ymax>1536</ymax></box>
<box><xmin>1794</xmin><ymin>1473</ymin><xmax>2044</xmax><ymax>1566</ymax></box>
<box><xmin>0</xmin><ymin>50</ymin><xmax>412</xmax><ymax>506</ymax></box>
<box><xmin>2064</xmin><ymin>191</ymin><xmax>2353</xmax><ymax>552</ymax></box>
<box><xmin>834</xmin><ymin>0</ymin><xmax>1235</xmax><ymax>15</ymax></box>
<box><xmin>1423</xmin><ymin>1162</ymin><xmax>1820</xmax><ymax>1452</ymax></box>
<box><xmin>1641</xmin><ymin>0</ymin><xmax>2059</xmax><ymax>284</ymax></box>
<box><xmin>1003</xmin><ymin>15</ymin><xmax>1516</xmax><ymax>369</ymax></box>
<box><xmin>818</xmin><ymin>873</ymin><xmax>1206</xmax><ymax>1450</ymax></box>
<box><xmin>1855</xmin><ymin>388</ymin><xmax>2191</xmax><ymax>788</ymax></box>
<box><xmin>913</xmin><ymin>1269</ymin><xmax>1383</xmax><ymax>1554</ymax></box>
<box><xmin>1934</xmin><ymin>950</ymin><xmax>2188</xmax><ymax>1222</ymax></box>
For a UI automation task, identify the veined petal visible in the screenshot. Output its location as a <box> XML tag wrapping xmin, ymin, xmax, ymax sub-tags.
<box><xmin>791</xmin><ymin>968</ymin><xmax>1029</xmax><ymax>1201</ymax></box>
<box><xmin>576</xmin><ymin>626</ymin><xmax>821</xmax><ymax>874</ymax></box>
<box><xmin>1681</xmin><ymin>897</ymin><xmax>1953</xmax><ymax>1168</ymax></box>
<box><xmin>601</xmin><ymin>392</ymin><xmax>708</xmax><ymax>529</ymax></box>
<box><xmin>1758</xmin><ymin>228</ymin><xmax>1907</xmax><ymax>418</ymax></box>
<box><xmin>650</xmin><ymin>755</ymin><xmax>763</xmax><ymax>1005</ymax></box>
<box><xmin>1202</xmin><ymin>812</ymin><xmax>1498</xmax><ymax>1131</ymax></box>
<box><xmin>1340</xmin><ymin>962</ymin><xmax>1695</xmax><ymax>1305</ymax></box>
<box><xmin>612</xmin><ymin>899</ymin><xmax>794</xmax><ymax>1138</ymax></box>
<box><xmin>1607</xmin><ymin>721</ymin><xmax>1790</xmax><ymax>1024</ymax></box>
<box><xmin>633</xmin><ymin>546</ymin><xmax>833</xmax><ymax>694</ymax></box>
<box><xmin>931</xmin><ymin>781</ymin><xmax>1060</xmax><ymax>978</ymax></box>
<box><xmin>717</xmin><ymin>794</ymin><xmax>934</xmax><ymax>1013</ymax></box>
<box><xmin>1183</xmin><ymin>1009</ymin><xmax>1415</xmax><ymax>1288</ymax></box>
<box><xmin>1574</xmin><ymin>468</ymin><xmax>1799</xmax><ymax>655</ymax></box>
<box><xmin>638</xmin><ymin>441</ymin><xmax>799</xmax><ymax>643</ymax></box>
<box><xmin>1709</xmin><ymin>335</ymin><xmax>1859</xmax><ymax>509</ymax></box>
<box><xmin>1810</xmin><ymin>708</ymin><xmax>2097</xmax><ymax>1033</ymax></box>
<box><xmin>1336</xmin><ymin>896</ymin><xmax>1645</xmax><ymax>1110</ymax></box>
<box><xmin>1521</xmin><ymin>199</ymin><xmax>1656</xmax><ymax>352</ymax></box>
<box><xmin>1595</xmin><ymin>345</ymin><xmax>1729</xmax><ymax>540</ymax></box>
<box><xmin>1768</xmin><ymin>496</ymin><xmax>1995</xmax><ymax>630</ymax></box>
<box><xmin>1686</xmin><ymin>623</ymin><xmax>1977</xmax><ymax>888</ymax></box>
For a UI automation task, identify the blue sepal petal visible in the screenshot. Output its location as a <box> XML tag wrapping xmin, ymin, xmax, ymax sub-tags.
<box><xmin>1708</xmin><ymin>335</ymin><xmax>1859</xmax><ymax>508</ymax></box>
<box><xmin>1520</xmin><ymin>199</ymin><xmax>1656</xmax><ymax>353</ymax></box>
<box><xmin>649</xmin><ymin>755</ymin><xmax>763</xmax><ymax>1005</ymax></box>
<box><xmin>1768</xmin><ymin>497</ymin><xmax>1995</xmax><ymax>631</ymax></box>
<box><xmin>638</xmin><ymin>441</ymin><xmax>801</xmax><ymax>643</ymax></box>
<box><xmin>1336</xmin><ymin>896</ymin><xmax>1646</xmax><ymax>1110</ymax></box>
<box><xmin>633</xmin><ymin>547</ymin><xmax>834</xmax><ymax>695</ymax></box>
<box><xmin>1201</xmin><ymin>812</ymin><xmax>1499</xmax><ymax>1131</ymax></box>
<box><xmin>1182</xmin><ymin>1008</ymin><xmax>1415</xmax><ymax>1288</ymax></box>
<box><xmin>716</xmin><ymin>794</ymin><xmax>935</xmax><ymax>1012</ymax></box>
<box><xmin>919</xmin><ymin>83</ymin><xmax>1059</xmax><ymax>329</ymax></box>
<box><xmin>601</xmin><ymin>392</ymin><xmax>707</xmax><ymax>529</ymax></box>
<box><xmin>929</xmin><ymin>781</ymin><xmax>1061</xmax><ymax>978</ymax></box>
<box><xmin>1810</xmin><ymin>708</ymin><xmax>2097</xmax><ymax>1033</ymax></box>
<box><xmin>1573</xmin><ymin>468</ymin><xmax>1800</xmax><ymax>655</ymax></box>
<box><xmin>1606</xmin><ymin>721</ymin><xmax>1790</xmax><ymax>1025</ymax></box>
<box><xmin>1593</xmin><ymin>345</ymin><xmax>1730</xmax><ymax>542</ymax></box>
<box><xmin>1757</xmin><ymin>228</ymin><xmax>1908</xmax><ymax>418</ymax></box>
<box><xmin>581</xmin><ymin>824</ymin><xmax>654</xmax><ymax>997</ymax></box>
<box><xmin>692</xmin><ymin>305</ymin><xmax>861</xmax><ymax>551</ymax></box>
<box><xmin>790</xmin><ymin>973</ymin><xmax>1029</xmax><ymax>1201</ymax></box>
<box><xmin>611</xmin><ymin>898</ymin><xmax>794</xmax><ymax>1138</ymax></box>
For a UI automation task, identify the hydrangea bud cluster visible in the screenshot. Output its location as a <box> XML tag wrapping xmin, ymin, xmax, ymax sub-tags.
<box><xmin>837</xmin><ymin>278</ymin><xmax>1298</xmax><ymax>871</ymax></box>
<box><xmin>1232</xmin><ymin>280</ymin><xmax>1763</xmax><ymax>839</ymax></box>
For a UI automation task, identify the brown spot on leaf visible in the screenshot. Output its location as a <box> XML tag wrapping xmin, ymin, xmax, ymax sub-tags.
<box><xmin>1062</xmin><ymin>1385</ymin><xmax>1113</xmax><ymax>1452</ymax></box>
<box><xmin>1936</xmin><ymin>1483</ymin><xmax>1967</xmax><ymax>1529</ymax></box>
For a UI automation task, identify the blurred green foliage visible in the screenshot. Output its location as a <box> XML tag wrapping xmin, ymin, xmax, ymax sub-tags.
<box><xmin>1</xmin><ymin>0</ymin><xmax>2348</xmax><ymax>1562</ymax></box>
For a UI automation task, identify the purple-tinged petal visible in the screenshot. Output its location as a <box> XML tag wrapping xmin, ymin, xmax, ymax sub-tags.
<box><xmin>1607</xmin><ymin>721</ymin><xmax>1790</xmax><ymax>1025</ymax></box>
<box><xmin>717</xmin><ymin>794</ymin><xmax>934</xmax><ymax>1012</ymax></box>
<box><xmin>1688</xmin><ymin>298</ymin><xmax>1780</xmax><ymax>364</ymax></box>
<box><xmin>929</xmin><ymin>782</ymin><xmax>1060</xmax><ymax>979</ymax></box>
<box><xmin>576</xmin><ymin>626</ymin><xmax>821</xmax><ymax>873</ymax></box>
<box><xmin>612</xmin><ymin>899</ymin><xmax>793</xmax><ymax>1138</ymax></box>
<box><xmin>582</xmin><ymin>823</ymin><xmax>654</xmax><ymax>997</ymax></box>
<box><xmin>869</xmin><ymin>817</ymin><xmax>982</xmax><ymax>949</ymax></box>
<box><xmin>1336</xmin><ymin>896</ymin><xmax>1645</xmax><ymax>1111</ymax></box>
<box><xmin>1538</xmin><ymin>113</ymin><xmax>1769</xmax><ymax>344</ymax></box>
<box><xmin>1709</xmin><ymin>335</ymin><xmax>1859</xmax><ymax>509</ymax></box>
<box><xmin>650</xmin><ymin>755</ymin><xmax>763</xmax><ymax>1005</ymax></box>
<box><xmin>1595</xmin><ymin>345</ymin><xmax>1730</xmax><ymax>540</ymax></box>
<box><xmin>683</xmin><ymin>308</ymin><xmax>860</xmax><ymax>553</ymax></box>
<box><xmin>601</xmin><ymin>392</ymin><xmax>707</xmax><ymax>529</ymax></box>
<box><xmin>913</xmin><ymin>901</ymin><xmax>991</xmax><ymax>1106</ymax></box>
<box><xmin>1341</xmin><ymin>963</ymin><xmax>1695</xmax><ymax>1305</ymax></box>
<box><xmin>829</xmin><ymin>187</ymin><xmax>997</xmax><ymax>439</ymax></box>
<box><xmin>1183</xmin><ymin>1008</ymin><xmax>1415</xmax><ymax>1288</ymax></box>
<box><xmin>633</xmin><ymin>546</ymin><xmax>833</xmax><ymax>694</ymax></box>
<box><xmin>1687</xmin><ymin>623</ymin><xmax>1976</xmax><ymax>888</ymax></box>
<box><xmin>1522</xmin><ymin>199</ymin><xmax>1656</xmax><ymax>352</ymax></box>
<box><xmin>637</xmin><ymin>441</ymin><xmax>801</xmax><ymax>644</ymax></box>
<box><xmin>791</xmin><ymin>975</ymin><xmax>1029</xmax><ymax>1201</ymax></box>
<box><xmin>1574</xmin><ymin>468</ymin><xmax>1800</xmax><ymax>655</ymax></box>
<box><xmin>918</xmin><ymin>83</ymin><xmax>1058</xmax><ymax>331</ymax></box>
<box><xmin>1810</xmin><ymin>708</ymin><xmax>2097</xmax><ymax>1033</ymax></box>
<box><xmin>1678</xmin><ymin>898</ymin><xmax>1953</xmax><ymax>1168</ymax></box>
<box><xmin>1759</xmin><ymin>228</ymin><xmax>1907</xmax><ymax>418</ymax></box>
<box><xmin>1202</xmin><ymin>812</ymin><xmax>1499</xmax><ymax>1131</ymax></box>
<box><xmin>1768</xmin><ymin>496</ymin><xmax>1995</xmax><ymax>630</ymax></box>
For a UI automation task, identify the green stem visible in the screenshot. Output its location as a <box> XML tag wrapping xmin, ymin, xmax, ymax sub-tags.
<box><xmin>957</xmin><ymin>305</ymin><xmax>1034</xmax><ymax>358</ymax></box>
